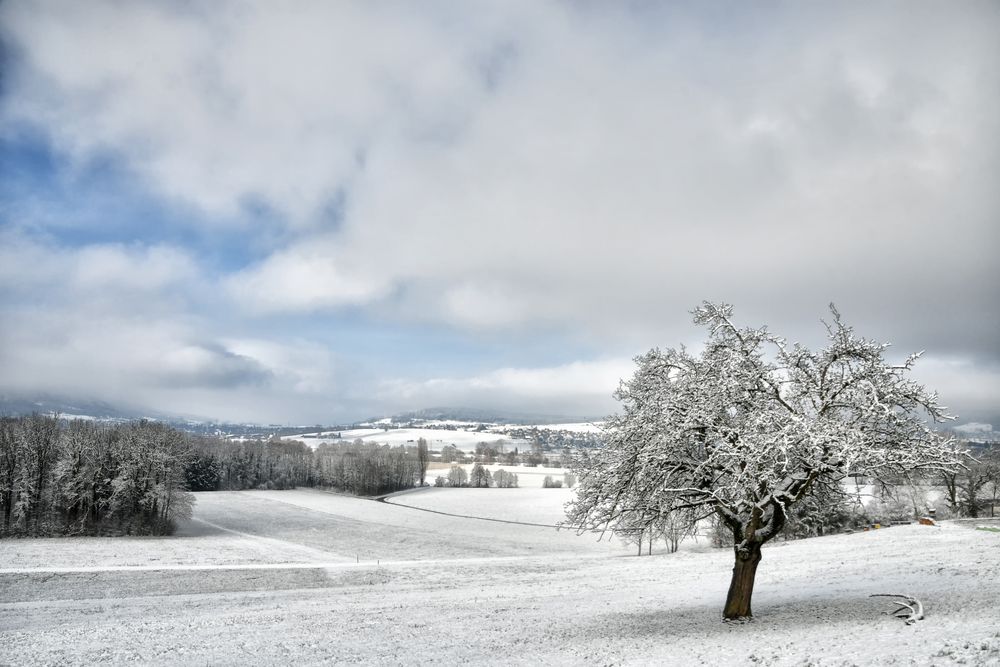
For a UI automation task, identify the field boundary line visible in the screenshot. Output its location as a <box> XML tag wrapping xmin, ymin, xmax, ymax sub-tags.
<box><xmin>380</xmin><ymin>495</ymin><xmax>563</xmax><ymax>529</ymax></box>
<box><xmin>187</xmin><ymin>516</ymin><xmax>348</xmax><ymax>562</ymax></box>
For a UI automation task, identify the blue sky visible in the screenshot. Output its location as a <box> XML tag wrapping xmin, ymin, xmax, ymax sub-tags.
<box><xmin>1</xmin><ymin>1</ymin><xmax>998</xmax><ymax>426</ymax></box>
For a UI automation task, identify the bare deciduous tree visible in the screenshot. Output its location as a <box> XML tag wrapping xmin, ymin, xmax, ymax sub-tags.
<box><xmin>417</xmin><ymin>438</ymin><xmax>430</xmax><ymax>487</ymax></box>
<box><xmin>493</xmin><ymin>468</ymin><xmax>518</xmax><ymax>488</ymax></box>
<box><xmin>447</xmin><ymin>464</ymin><xmax>468</xmax><ymax>487</ymax></box>
<box><xmin>0</xmin><ymin>416</ymin><xmax>194</xmax><ymax>537</ymax></box>
<box><xmin>470</xmin><ymin>462</ymin><xmax>492</xmax><ymax>488</ymax></box>
<box><xmin>567</xmin><ymin>302</ymin><xmax>961</xmax><ymax>620</ymax></box>
<box><xmin>936</xmin><ymin>443</ymin><xmax>999</xmax><ymax>518</ymax></box>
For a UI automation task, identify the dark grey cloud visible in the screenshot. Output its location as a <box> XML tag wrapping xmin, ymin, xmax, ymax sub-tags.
<box><xmin>150</xmin><ymin>343</ymin><xmax>273</xmax><ymax>390</ymax></box>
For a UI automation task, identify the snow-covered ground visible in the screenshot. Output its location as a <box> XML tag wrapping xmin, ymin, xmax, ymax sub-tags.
<box><xmin>283</xmin><ymin>420</ymin><xmax>603</xmax><ymax>451</ymax></box>
<box><xmin>385</xmin><ymin>486</ymin><xmax>577</xmax><ymax>525</ymax></box>
<box><xmin>1</xmin><ymin>489</ymin><xmax>998</xmax><ymax>665</ymax></box>
<box><xmin>285</xmin><ymin>427</ymin><xmax>527</xmax><ymax>452</ymax></box>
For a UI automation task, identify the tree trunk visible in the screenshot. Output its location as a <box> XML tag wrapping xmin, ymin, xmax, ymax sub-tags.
<box><xmin>723</xmin><ymin>542</ymin><xmax>763</xmax><ymax>619</ymax></box>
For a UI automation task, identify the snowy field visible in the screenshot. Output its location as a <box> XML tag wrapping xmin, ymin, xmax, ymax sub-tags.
<box><xmin>286</xmin><ymin>427</ymin><xmax>527</xmax><ymax>452</ymax></box>
<box><xmin>1</xmin><ymin>490</ymin><xmax>999</xmax><ymax>665</ymax></box>
<box><xmin>385</xmin><ymin>486</ymin><xmax>577</xmax><ymax>525</ymax></box>
<box><xmin>284</xmin><ymin>422</ymin><xmax>601</xmax><ymax>451</ymax></box>
<box><xmin>522</xmin><ymin>422</ymin><xmax>603</xmax><ymax>433</ymax></box>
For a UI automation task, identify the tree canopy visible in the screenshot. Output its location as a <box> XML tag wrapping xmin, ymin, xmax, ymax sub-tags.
<box><xmin>567</xmin><ymin>302</ymin><xmax>961</xmax><ymax>619</ymax></box>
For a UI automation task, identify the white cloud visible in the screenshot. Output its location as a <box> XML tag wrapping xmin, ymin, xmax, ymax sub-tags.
<box><xmin>225</xmin><ymin>243</ymin><xmax>390</xmax><ymax>313</ymax></box>
<box><xmin>0</xmin><ymin>230</ymin><xmax>198</xmax><ymax>299</ymax></box>
<box><xmin>441</xmin><ymin>282</ymin><xmax>531</xmax><ymax>330</ymax></box>
<box><xmin>5</xmin><ymin>4</ymin><xmax>996</xmax><ymax>339</ymax></box>
<box><xmin>0</xmin><ymin>299</ymin><xmax>355</xmax><ymax>423</ymax></box>
<box><xmin>0</xmin><ymin>0</ymin><xmax>498</xmax><ymax>224</ymax></box>
<box><xmin>379</xmin><ymin>358</ymin><xmax>634</xmax><ymax>417</ymax></box>
<box><xmin>0</xmin><ymin>233</ymin><xmax>351</xmax><ymax>422</ymax></box>
<box><xmin>71</xmin><ymin>244</ymin><xmax>198</xmax><ymax>293</ymax></box>
<box><xmin>1</xmin><ymin>2</ymin><xmax>997</xmax><ymax>421</ymax></box>
<box><xmin>0</xmin><ymin>309</ymin><xmax>263</xmax><ymax>393</ymax></box>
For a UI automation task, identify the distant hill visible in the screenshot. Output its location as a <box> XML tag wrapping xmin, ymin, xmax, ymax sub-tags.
<box><xmin>0</xmin><ymin>393</ymin><xmax>351</xmax><ymax>439</ymax></box>
<box><xmin>0</xmin><ymin>394</ymin><xmax>178</xmax><ymax>421</ymax></box>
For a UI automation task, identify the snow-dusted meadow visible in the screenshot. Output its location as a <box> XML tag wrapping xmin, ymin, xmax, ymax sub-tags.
<box><xmin>386</xmin><ymin>485</ymin><xmax>577</xmax><ymax>525</ymax></box>
<box><xmin>286</xmin><ymin>427</ymin><xmax>529</xmax><ymax>452</ymax></box>
<box><xmin>282</xmin><ymin>421</ymin><xmax>601</xmax><ymax>453</ymax></box>
<box><xmin>2</xmin><ymin>489</ymin><xmax>998</xmax><ymax>665</ymax></box>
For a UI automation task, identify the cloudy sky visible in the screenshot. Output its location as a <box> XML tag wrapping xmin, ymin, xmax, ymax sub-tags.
<box><xmin>1</xmin><ymin>1</ymin><xmax>997</xmax><ymax>426</ymax></box>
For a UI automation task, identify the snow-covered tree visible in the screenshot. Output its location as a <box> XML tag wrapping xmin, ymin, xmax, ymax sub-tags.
<box><xmin>0</xmin><ymin>416</ymin><xmax>194</xmax><ymax>537</ymax></box>
<box><xmin>982</xmin><ymin>450</ymin><xmax>1000</xmax><ymax>517</ymax></box>
<box><xmin>417</xmin><ymin>438</ymin><xmax>430</xmax><ymax>487</ymax></box>
<box><xmin>566</xmin><ymin>302</ymin><xmax>961</xmax><ymax>620</ymax></box>
<box><xmin>470</xmin><ymin>462</ymin><xmax>492</xmax><ymax>488</ymax></box>
<box><xmin>447</xmin><ymin>464</ymin><xmax>468</xmax><ymax>487</ymax></box>
<box><xmin>935</xmin><ymin>443</ymin><xmax>1000</xmax><ymax>518</ymax></box>
<box><xmin>493</xmin><ymin>468</ymin><xmax>518</xmax><ymax>488</ymax></box>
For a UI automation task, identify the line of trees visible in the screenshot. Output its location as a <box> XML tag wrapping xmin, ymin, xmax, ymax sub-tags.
<box><xmin>433</xmin><ymin>464</ymin><xmax>520</xmax><ymax>488</ymax></box>
<box><xmin>0</xmin><ymin>415</ymin><xmax>193</xmax><ymax>537</ymax></box>
<box><xmin>313</xmin><ymin>440</ymin><xmax>419</xmax><ymax>496</ymax></box>
<box><xmin>185</xmin><ymin>437</ymin><xmax>423</xmax><ymax>496</ymax></box>
<box><xmin>185</xmin><ymin>437</ymin><xmax>314</xmax><ymax>491</ymax></box>
<box><xmin>1</xmin><ymin>416</ymin><xmax>441</xmax><ymax>538</ymax></box>
<box><xmin>443</xmin><ymin>442</ymin><xmax>570</xmax><ymax>468</ymax></box>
